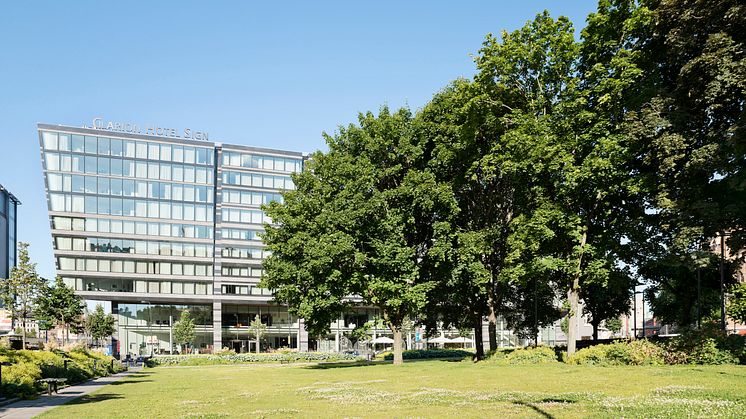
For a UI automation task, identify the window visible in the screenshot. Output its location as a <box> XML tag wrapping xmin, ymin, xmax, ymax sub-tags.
<box><xmin>45</xmin><ymin>153</ymin><xmax>60</xmax><ymax>171</ymax></box>
<box><xmin>43</xmin><ymin>131</ymin><xmax>58</xmax><ymax>150</ymax></box>
<box><xmin>98</xmin><ymin>137</ymin><xmax>110</xmax><ymax>155</ymax></box>
<box><xmin>84</xmin><ymin>136</ymin><xmax>97</xmax><ymax>154</ymax></box>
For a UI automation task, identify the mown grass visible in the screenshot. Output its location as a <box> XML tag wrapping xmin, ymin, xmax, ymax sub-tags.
<box><xmin>40</xmin><ymin>360</ymin><xmax>746</xmax><ymax>418</ymax></box>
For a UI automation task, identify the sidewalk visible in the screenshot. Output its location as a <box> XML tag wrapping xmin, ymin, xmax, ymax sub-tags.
<box><xmin>0</xmin><ymin>368</ymin><xmax>139</xmax><ymax>419</ymax></box>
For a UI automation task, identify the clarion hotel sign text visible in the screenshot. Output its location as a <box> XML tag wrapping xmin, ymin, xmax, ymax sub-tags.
<box><xmin>84</xmin><ymin>117</ymin><xmax>209</xmax><ymax>141</ymax></box>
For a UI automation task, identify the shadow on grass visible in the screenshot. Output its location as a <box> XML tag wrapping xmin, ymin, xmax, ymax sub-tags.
<box><xmin>65</xmin><ymin>393</ymin><xmax>124</xmax><ymax>405</ymax></box>
<box><xmin>304</xmin><ymin>358</ymin><xmax>469</xmax><ymax>370</ymax></box>
<box><xmin>108</xmin><ymin>379</ymin><xmax>154</xmax><ymax>386</ymax></box>
<box><xmin>513</xmin><ymin>401</ymin><xmax>556</xmax><ymax>419</ymax></box>
<box><xmin>304</xmin><ymin>361</ymin><xmax>388</xmax><ymax>370</ymax></box>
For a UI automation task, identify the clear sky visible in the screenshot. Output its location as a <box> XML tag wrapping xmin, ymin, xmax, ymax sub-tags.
<box><xmin>0</xmin><ymin>1</ymin><xmax>597</xmax><ymax>280</ymax></box>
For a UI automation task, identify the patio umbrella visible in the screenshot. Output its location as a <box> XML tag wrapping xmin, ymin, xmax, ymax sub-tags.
<box><xmin>428</xmin><ymin>336</ymin><xmax>452</xmax><ymax>345</ymax></box>
<box><xmin>370</xmin><ymin>336</ymin><xmax>395</xmax><ymax>344</ymax></box>
<box><xmin>449</xmin><ymin>336</ymin><xmax>474</xmax><ymax>348</ymax></box>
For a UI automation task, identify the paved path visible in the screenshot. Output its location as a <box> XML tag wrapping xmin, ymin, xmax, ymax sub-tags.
<box><xmin>0</xmin><ymin>369</ymin><xmax>139</xmax><ymax>419</ymax></box>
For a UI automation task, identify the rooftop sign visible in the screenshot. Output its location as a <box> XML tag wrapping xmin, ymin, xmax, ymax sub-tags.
<box><xmin>83</xmin><ymin>117</ymin><xmax>209</xmax><ymax>141</ymax></box>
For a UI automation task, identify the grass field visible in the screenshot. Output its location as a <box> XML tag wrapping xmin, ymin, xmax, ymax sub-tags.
<box><xmin>40</xmin><ymin>360</ymin><xmax>746</xmax><ymax>418</ymax></box>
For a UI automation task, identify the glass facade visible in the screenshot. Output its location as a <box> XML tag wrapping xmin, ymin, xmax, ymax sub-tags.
<box><xmin>40</xmin><ymin>125</ymin><xmax>305</xmax><ymax>356</ymax></box>
<box><xmin>0</xmin><ymin>185</ymin><xmax>19</xmax><ymax>280</ymax></box>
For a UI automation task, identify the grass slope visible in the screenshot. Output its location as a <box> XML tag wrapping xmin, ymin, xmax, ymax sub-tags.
<box><xmin>40</xmin><ymin>360</ymin><xmax>746</xmax><ymax>418</ymax></box>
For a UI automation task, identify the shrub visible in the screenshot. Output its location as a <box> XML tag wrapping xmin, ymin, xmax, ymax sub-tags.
<box><xmin>567</xmin><ymin>340</ymin><xmax>664</xmax><ymax>366</ymax></box>
<box><xmin>663</xmin><ymin>325</ymin><xmax>743</xmax><ymax>365</ymax></box>
<box><xmin>0</xmin><ymin>347</ymin><xmax>124</xmax><ymax>399</ymax></box>
<box><xmin>380</xmin><ymin>349</ymin><xmax>473</xmax><ymax>361</ymax></box>
<box><xmin>504</xmin><ymin>346</ymin><xmax>559</xmax><ymax>365</ymax></box>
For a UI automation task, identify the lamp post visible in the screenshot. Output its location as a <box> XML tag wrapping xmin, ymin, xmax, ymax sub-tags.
<box><xmin>633</xmin><ymin>291</ymin><xmax>644</xmax><ymax>338</ymax></box>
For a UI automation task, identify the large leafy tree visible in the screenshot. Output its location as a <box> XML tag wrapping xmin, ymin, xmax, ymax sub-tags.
<box><xmin>262</xmin><ymin>107</ymin><xmax>456</xmax><ymax>365</ymax></box>
<box><xmin>35</xmin><ymin>276</ymin><xmax>86</xmax><ymax>345</ymax></box>
<box><xmin>2</xmin><ymin>243</ymin><xmax>47</xmax><ymax>348</ymax></box>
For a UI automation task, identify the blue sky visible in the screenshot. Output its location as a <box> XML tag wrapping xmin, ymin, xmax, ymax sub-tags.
<box><xmin>0</xmin><ymin>1</ymin><xmax>597</xmax><ymax>279</ymax></box>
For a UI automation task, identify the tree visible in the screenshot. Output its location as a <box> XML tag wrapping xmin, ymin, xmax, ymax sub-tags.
<box><xmin>2</xmin><ymin>243</ymin><xmax>46</xmax><ymax>349</ymax></box>
<box><xmin>605</xmin><ymin>317</ymin><xmax>623</xmax><ymax>335</ymax></box>
<box><xmin>580</xmin><ymin>267</ymin><xmax>633</xmax><ymax>340</ymax></box>
<box><xmin>35</xmin><ymin>276</ymin><xmax>86</xmax><ymax>345</ymax></box>
<box><xmin>86</xmin><ymin>304</ymin><xmax>116</xmax><ymax>347</ymax></box>
<box><xmin>263</xmin><ymin>107</ymin><xmax>456</xmax><ymax>365</ymax></box>
<box><xmin>728</xmin><ymin>283</ymin><xmax>746</xmax><ymax>325</ymax></box>
<box><xmin>249</xmin><ymin>314</ymin><xmax>267</xmax><ymax>354</ymax></box>
<box><xmin>173</xmin><ymin>309</ymin><xmax>195</xmax><ymax>353</ymax></box>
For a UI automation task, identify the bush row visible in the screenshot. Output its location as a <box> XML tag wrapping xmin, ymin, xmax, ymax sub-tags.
<box><xmin>380</xmin><ymin>349</ymin><xmax>473</xmax><ymax>361</ymax></box>
<box><xmin>146</xmin><ymin>351</ymin><xmax>361</xmax><ymax>367</ymax></box>
<box><xmin>568</xmin><ymin>328</ymin><xmax>745</xmax><ymax>366</ymax></box>
<box><xmin>0</xmin><ymin>347</ymin><xmax>125</xmax><ymax>399</ymax></box>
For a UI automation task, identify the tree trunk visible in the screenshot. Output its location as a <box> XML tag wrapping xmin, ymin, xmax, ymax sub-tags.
<box><xmin>22</xmin><ymin>316</ymin><xmax>27</xmax><ymax>350</ymax></box>
<box><xmin>487</xmin><ymin>297</ymin><xmax>498</xmax><ymax>351</ymax></box>
<box><xmin>567</xmin><ymin>228</ymin><xmax>588</xmax><ymax>357</ymax></box>
<box><xmin>592</xmin><ymin>321</ymin><xmax>599</xmax><ymax>341</ymax></box>
<box><xmin>392</xmin><ymin>327</ymin><xmax>403</xmax><ymax>365</ymax></box>
<box><xmin>256</xmin><ymin>334</ymin><xmax>260</xmax><ymax>354</ymax></box>
<box><xmin>474</xmin><ymin>315</ymin><xmax>484</xmax><ymax>361</ymax></box>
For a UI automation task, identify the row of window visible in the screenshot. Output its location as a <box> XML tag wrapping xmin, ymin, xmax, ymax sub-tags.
<box><xmin>52</xmin><ymin>217</ymin><xmax>213</xmax><ymax>239</ymax></box>
<box><xmin>62</xmin><ymin>277</ymin><xmax>212</xmax><ymax>295</ymax></box>
<box><xmin>221</xmin><ymin>228</ymin><xmax>263</xmax><ymax>241</ymax></box>
<box><xmin>56</xmin><ymin>236</ymin><xmax>214</xmax><ymax>257</ymax></box>
<box><xmin>221</xmin><ymin>266</ymin><xmax>263</xmax><ymax>278</ymax></box>
<box><xmin>47</xmin><ymin>175</ymin><xmax>213</xmax><ymax>203</ymax></box>
<box><xmin>222</xmin><ymin>189</ymin><xmax>282</xmax><ymax>206</ymax></box>
<box><xmin>58</xmin><ymin>257</ymin><xmax>212</xmax><ymax>276</ymax></box>
<box><xmin>44</xmin><ymin>153</ymin><xmax>214</xmax><ymax>184</ymax></box>
<box><xmin>49</xmin><ymin>193</ymin><xmax>214</xmax><ymax>222</ymax></box>
<box><xmin>221</xmin><ymin>151</ymin><xmax>301</xmax><ymax>173</ymax></box>
<box><xmin>221</xmin><ymin>246</ymin><xmax>269</xmax><ymax>259</ymax></box>
<box><xmin>41</xmin><ymin>132</ymin><xmax>214</xmax><ymax>165</ymax></box>
<box><xmin>221</xmin><ymin>208</ymin><xmax>271</xmax><ymax>225</ymax></box>
<box><xmin>222</xmin><ymin>171</ymin><xmax>294</xmax><ymax>190</ymax></box>
<box><xmin>220</xmin><ymin>284</ymin><xmax>274</xmax><ymax>296</ymax></box>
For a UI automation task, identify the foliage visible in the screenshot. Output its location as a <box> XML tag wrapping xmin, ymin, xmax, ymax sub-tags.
<box><xmin>146</xmin><ymin>352</ymin><xmax>361</xmax><ymax>367</ymax></box>
<box><xmin>663</xmin><ymin>325</ymin><xmax>743</xmax><ymax>365</ymax></box>
<box><xmin>172</xmin><ymin>309</ymin><xmax>195</xmax><ymax>350</ymax></box>
<box><xmin>567</xmin><ymin>340</ymin><xmax>665</xmax><ymax>366</ymax></box>
<box><xmin>0</xmin><ymin>348</ymin><xmax>124</xmax><ymax>399</ymax></box>
<box><xmin>2</xmin><ymin>243</ymin><xmax>47</xmax><ymax>348</ymax></box>
<box><xmin>262</xmin><ymin>106</ymin><xmax>456</xmax><ymax>365</ymax></box>
<box><xmin>727</xmin><ymin>282</ymin><xmax>746</xmax><ymax>324</ymax></box>
<box><xmin>605</xmin><ymin>317</ymin><xmax>623</xmax><ymax>334</ymax></box>
<box><xmin>35</xmin><ymin>276</ymin><xmax>86</xmax><ymax>345</ymax></box>
<box><xmin>485</xmin><ymin>346</ymin><xmax>559</xmax><ymax>365</ymax></box>
<box><xmin>85</xmin><ymin>304</ymin><xmax>116</xmax><ymax>346</ymax></box>
<box><xmin>379</xmin><ymin>349</ymin><xmax>473</xmax><ymax>361</ymax></box>
<box><xmin>249</xmin><ymin>314</ymin><xmax>267</xmax><ymax>353</ymax></box>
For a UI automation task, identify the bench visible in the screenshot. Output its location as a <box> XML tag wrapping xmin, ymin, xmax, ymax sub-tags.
<box><xmin>279</xmin><ymin>359</ymin><xmax>290</xmax><ymax>364</ymax></box>
<box><xmin>38</xmin><ymin>378</ymin><xmax>67</xmax><ymax>395</ymax></box>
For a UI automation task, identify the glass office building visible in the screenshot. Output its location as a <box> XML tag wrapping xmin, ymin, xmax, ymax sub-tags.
<box><xmin>0</xmin><ymin>184</ymin><xmax>20</xmax><ymax>280</ymax></box>
<box><xmin>38</xmin><ymin>123</ymin><xmax>319</xmax><ymax>356</ymax></box>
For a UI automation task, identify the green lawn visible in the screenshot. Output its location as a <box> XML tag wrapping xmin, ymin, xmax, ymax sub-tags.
<box><xmin>40</xmin><ymin>360</ymin><xmax>746</xmax><ymax>418</ymax></box>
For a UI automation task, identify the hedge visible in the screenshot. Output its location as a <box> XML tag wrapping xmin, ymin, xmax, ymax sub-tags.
<box><xmin>380</xmin><ymin>349</ymin><xmax>473</xmax><ymax>361</ymax></box>
<box><xmin>146</xmin><ymin>352</ymin><xmax>361</xmax><ymax>367</ymax></box>
<box><xmin>0</xmin><ymin>348</ymin><xmax>125</xmax><ymax>399</ymax></box>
